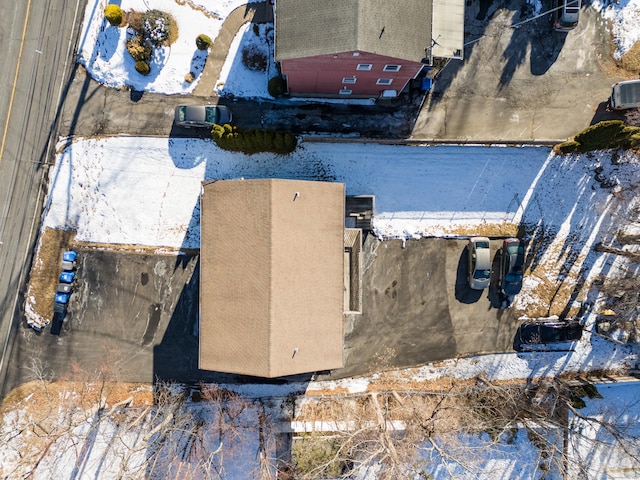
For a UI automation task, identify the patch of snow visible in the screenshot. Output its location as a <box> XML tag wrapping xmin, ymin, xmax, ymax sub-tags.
<box><xmin>592</xmin><ymin>0</ymin><xmax>640</xmax><ymax>60</ymax></box>
<box><xmin>215</xmin><ymin>22</ymin><xmax>278</xmax><ymax>98</ymax></box>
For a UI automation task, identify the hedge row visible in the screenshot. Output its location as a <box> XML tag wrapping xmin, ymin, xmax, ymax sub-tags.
<box><xmin>211</xmin><ymin>124</ymin><xmax>297</xmax><ymax>154</ymax></box>
<box><xmin>556</xmin><ymin>120</ymin><xmax>640</xmax><ymax>154</ymax></box>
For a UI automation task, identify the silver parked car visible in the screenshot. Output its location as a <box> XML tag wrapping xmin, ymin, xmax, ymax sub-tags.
<box><xmin>174</xmin><ymin>105</ymin><xmax>232</xmax><ymax>128</ymax></box>
<box><xmin>553</xmin><ymin>0</ymin><xmax>581</xmax><ymax>31</ymax></box>
<box><xmin>609</xmin><ymin>79</ymin><xmax>640</xmax><ymax>110</ymax></box>
<box><xmin>468</xmin><ymin>237</ymin><xmax>491</xmax><ymax>290</ymax></box>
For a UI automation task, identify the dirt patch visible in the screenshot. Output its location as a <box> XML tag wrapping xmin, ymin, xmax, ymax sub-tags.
<box><xmin>598</xmin><ymin>23</ymin><xmax>640</xmax><ymax>79</ymax></box>
<box><xmin>441</xmin><ymin>222</ymin><xmax>520</xmax><ymax>238</ymax></box>
<box><xmin>25</xmin><ymin>228</ymin><xmax>77</xmax><ymax>324</ymax></box>
<box><xmin>619</xmin><ymin>41</ymin><xmax>640</xmax><ymax>75</ymax></box>
<box><xmin>73</xmin><ymin>240</ymin><xmax>197</xmax><ymax>255</ymax></box>
<box><xmin>0</xmin><ymin>380</ymin><xmax>153</xmax><ymax>417</ymax></box>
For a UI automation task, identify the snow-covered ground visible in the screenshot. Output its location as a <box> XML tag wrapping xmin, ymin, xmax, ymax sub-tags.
<box><xmin>566</xmin><ymin>381</ymin><xmax>640</xmax><ymax>478</ymax></box>
<box><xmin>594</xmin><ymin>0</ymin><xmax>640</xmax><ymax>60</ymax></box>
<box><xmin>45</xmin><ymin>140</ymin><xmax>555</xmax><ymax>247</ymax></box>
<box><xmin>77</xmin><ymin>0</ymin><xmax>263</xmax><ymax>94</ymax></box>
<box><xmin>44</xmin><ymin>138</ymin><xmax>640</xmax><ymax>248</ymax></box>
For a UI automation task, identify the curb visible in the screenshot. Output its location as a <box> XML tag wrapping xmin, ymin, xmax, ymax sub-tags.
<box><xmin>300</xmin><ymin>136</ymin><xmax>563</xmax><ymax>147</ymax></box>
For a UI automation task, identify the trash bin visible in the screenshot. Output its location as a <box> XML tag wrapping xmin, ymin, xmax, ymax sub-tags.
<box><xmin>421</xmin><ymin>78</ymin><xmax>433</xmax><ymax>91</ymax></box>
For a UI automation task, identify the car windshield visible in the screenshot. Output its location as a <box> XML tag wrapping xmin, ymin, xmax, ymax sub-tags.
<box><xmin>475</xmin><ymin>241</ymin><xmax>489</xmax><ymax>249</ymax></box>
<box><xmin>505</xmin><ymin>272</ymin><xmax>523</xmax><ymax>284</ymax></box>
<box><xmin>474</xmin><ymin>269</ymin><xmax>490</xmax><ymax>280</ymax></box>
<box><xmin>506</xmin><ymin>243</ymin><xmax>523</xmax><ymax>255</ymax></box>
<box><xmin>204</xmin><ymin>107</ymin><xmax>219</xmax><ymax>124</ymax></box>
<box><xmin>176</xmin><ymin>106</ymin><xmax>187</xmax><ymax>122</ymax></box>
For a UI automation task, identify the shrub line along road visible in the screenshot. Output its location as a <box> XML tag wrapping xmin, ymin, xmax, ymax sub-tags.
<box><xmin>0</xmin><ymin>0</ymin><xmax>631</xmax><ymax>395</ymax></box>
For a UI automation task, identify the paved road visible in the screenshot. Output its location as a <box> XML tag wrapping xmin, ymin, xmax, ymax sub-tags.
<box><xmin>0</xmin><ymin>0</ymin><xmax>86</xmax><ymax>397</ymax></box>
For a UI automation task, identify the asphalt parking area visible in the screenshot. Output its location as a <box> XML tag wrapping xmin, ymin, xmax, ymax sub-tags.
<box><xmin>7</xmin><ymin>238</ymin><xmax>521</xmax><ymax>388</ymax></box>
<box><xmin>5</xmin><ymin>251</ymin><xmax>199</xmax><ymax>390</ymax></box>
<box><xmin>338</xmin><ymin>236</ymin><xmax>519</xmax><ymax>378</ymax></box>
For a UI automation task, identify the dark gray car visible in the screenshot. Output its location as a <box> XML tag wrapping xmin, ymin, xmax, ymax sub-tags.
<box><xmin>514</xmin><ymin>320</ymin><xmax>582</xmax><ymax>351</ymax></box>
<box><xmin>499</xmin><ymin>238</ymin><xmax>525</xmax><ymax>296</ymax></box>
<box><xmin>174</xmin><ymin>105</ymin><xmax>232</xmax><ymax>128</ymax></box>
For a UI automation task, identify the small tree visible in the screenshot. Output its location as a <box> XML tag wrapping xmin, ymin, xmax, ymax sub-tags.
<box><xmin>268</xmin><ymin>76</ymin><xmax>287</xmax><ymax>98</ymax></box>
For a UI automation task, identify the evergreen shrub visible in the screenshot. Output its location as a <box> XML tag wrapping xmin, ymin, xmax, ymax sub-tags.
<box><xmin>268</xmin><ymin>76</ymin><xmax>287</xmax><ymax>98</ymax></box>
<box><xmin>105</xmin><ymin>4</ymin><xmax>123</xmax><ymax>26</ymax></box>
<box><xmin>211</xmin><ymin>125</ymin><xmax>297</xmax><ymax>154</ymax></box>
<box><xmin>196</xmin><ymin>34</ymin><xmax>212</xmax><ymax>50</ymax></box>
<box><xmin>135</xmin><ymin>61</ymin><xmax>151</xmax><ymax>75</ymax></box>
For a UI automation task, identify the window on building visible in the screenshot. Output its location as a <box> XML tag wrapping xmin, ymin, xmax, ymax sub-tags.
<box><xmin>356</xmin><ymin>64</ymin><xmax>372</xmax><ymax>71</ymax></box>
<box><xmin>383</xmin><ymin>64</ymin><xmax>401</xmax><ymax>72</ymax></box>
<box><xmin>342</xmin><ymin>77</ymin><xmax>357</xmax><ymax>84</ymax></box>
<box><xmin>339</xmin><ymin>89</ymin><xmax>353</xmax><ymax>95</ymax></box>
<box><xmin>376</xmin><ymin>78</ymin><xmax>393</xmax><ymax>85</ymax></box>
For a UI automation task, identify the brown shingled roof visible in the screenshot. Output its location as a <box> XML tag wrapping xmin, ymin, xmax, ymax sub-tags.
<box><xmin>199</xmin><ymin>179</ymin><xmax>345</xmax><ymax>378</ymax></box>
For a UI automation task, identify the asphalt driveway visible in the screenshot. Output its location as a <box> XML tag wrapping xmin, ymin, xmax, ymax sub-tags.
<box><xmin>412</xmin><ymin>0</ymin><xmax>626</xmax><ymax>141</ymax></box>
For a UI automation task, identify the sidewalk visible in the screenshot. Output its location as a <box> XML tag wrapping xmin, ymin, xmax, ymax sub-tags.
<box><xmin>193</xmin><ymin>2</ymin><xmax>273</xmax><ymax>97</ymax></box>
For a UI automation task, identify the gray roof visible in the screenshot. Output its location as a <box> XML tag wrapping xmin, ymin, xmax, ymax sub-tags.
<box><xmin>275</xmin><ymin>0</ymin><xmax>433</xmax><ymax>62</ymax></box>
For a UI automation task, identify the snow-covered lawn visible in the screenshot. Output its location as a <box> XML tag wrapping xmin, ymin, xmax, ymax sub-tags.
<box><xmin>45</xmin><ymin>140</ymin><xmax>640</xmax><ymax>249</ymax></box>
<box><xmin>595</xmin><ymin>0</ymin><xmax>640</xmax><ymax>60</ymax></box>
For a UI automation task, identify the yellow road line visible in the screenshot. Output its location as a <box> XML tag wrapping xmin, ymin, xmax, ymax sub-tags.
<box><xmin>0</xmin><ymin>0</ymin><xmax>33</xmax><ymax>163</ymax></box>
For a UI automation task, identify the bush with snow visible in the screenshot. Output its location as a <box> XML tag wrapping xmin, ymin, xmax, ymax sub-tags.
<box><xmin>141</xmin><ymin>9</ymin><xmax>178</xmax><ymax>46</ymax></box>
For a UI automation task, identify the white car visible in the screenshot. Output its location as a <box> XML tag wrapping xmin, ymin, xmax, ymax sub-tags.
<box><xmin>609</xmin><ymin>79</ymin><xmax>640</xmax><ymax>110</ymax></box>
<box><xmin>468</xmin><ymin>237</ymin><xmax>491</xmax><ymax>290</ymax></box>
